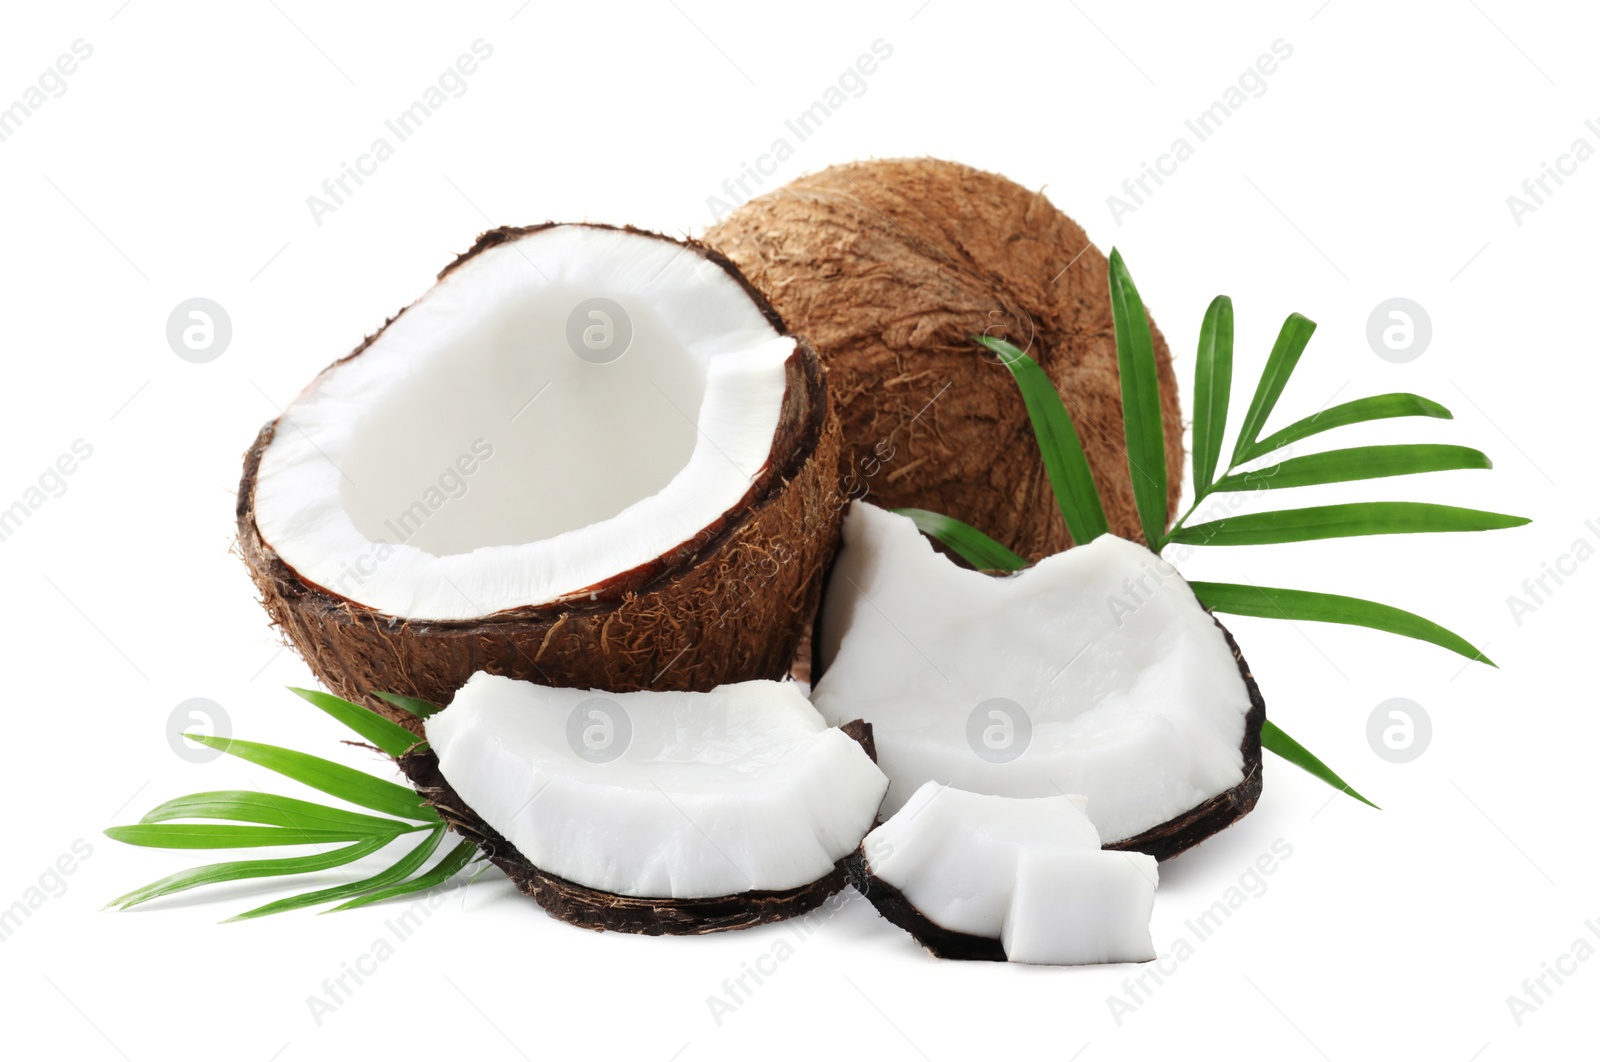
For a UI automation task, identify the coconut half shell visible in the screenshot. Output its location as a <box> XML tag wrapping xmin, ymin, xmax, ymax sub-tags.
<box><xmin>395</xmin><ymin>718</ymin><xmax>882</xmax><ymax>935</ymax></box>
<box><xmin>811</xmin><ymin>502</ymin><xmax>1266</xmax><ymax>861</ymax></box>
<box><xmin>237</xmin><ymin>224</ymin><xmax>844</xmax><ymax>730</ymax></box>
<box><xmin>706</xmin><ymin>157</ymin><xmax>1184</xmax><ymax>558</ymax></box>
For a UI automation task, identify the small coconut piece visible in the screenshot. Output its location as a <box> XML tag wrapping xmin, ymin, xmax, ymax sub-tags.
<box><xmin>408</xmin><ymin>672</ymin><xmax>888</xmax><ymax>934</ymax></box>
<box><xmin>850</xmin><ymin>781</ymin><xmax>1158</xmax><ymax>964</ymax></box>
<box><xmin>1002</xmin><ymin>850</ymin><xmax>1158</xmax><ymax>966</ymax></box>
<box><xmin>813</xmin><ymin>502</ymin><xmax>1265</xmax><ymax>859</ymax></box>
<box><xmin>237</xmin><ymin>224</ymin><xmax>843</xmax><ymax>728</ymax></box>
<box><xmin>705</xmin><ymin>157</ymin><xmax>1183</xmax><ymax>558</ymax></box>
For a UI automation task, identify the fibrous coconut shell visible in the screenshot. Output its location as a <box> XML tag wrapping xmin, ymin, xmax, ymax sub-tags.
<box><xmin>706</xmin><ymin>157</ymin><xmax>1184</xmax><ymax>559</ymax></box>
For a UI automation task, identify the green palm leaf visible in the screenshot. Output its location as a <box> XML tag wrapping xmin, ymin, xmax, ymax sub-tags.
<box><xmin>1190</xmin><ymin>581</ymin><xmax>1493</xmax><ymax>664</ymax></box>
<box><xmin>975</xmin><ymin>335</ymin><xmax>1109</xmax><ymax>544</ymax></box>
<box><xmin>1168</xmin><ymin>501</ymin><xmax>1528</xmax><ymax>546</ymax></box>
<box><xmin>225</xmin><ymin>825</ymin><xmax>448</xmax><ymax>921</ymax></box>
<box><xmin>183</xmin><ymin>734</ymin><xmax>437</xmax><ymax>823</ymax></box>
<box><xmin>106</xmin><ymin>835</ymin><xmax>393</xmax><ymax>911</ymax></box>
<box><xmin>1109</xmin><ymin>249</ymin><xmax>1169</xmax><ymax>545</ymax></box>
<box><xmin>1230</xmin><ymin>312</ymin><xmax>1316</xmax><ymax>465</ymax></box>
<box><xmin>1212</xmin><ymin>444</ymin><xmax>1491</xmax><ymax>493</ymax></box>
<box><xmin>1242</xmin><ymin>392</ymin><xmax>1452</xmax><ymax>462</ymax></box>
<box><xmin>139</xmin><ymin>791</ymin><xmax>414</xmax><ymax>836</ymax></box>
<box><xmin>104</xmin><ymin>824</ymin><xmax>402</xmax><ymax>849</ymax></box>
<box><xmin>1192</xmin><ymin>295</ymin><xmax>1234</xmax><ymax>494</ymax></box>
<box><xmin>290</xmin><ymin>687</ymin><xmax>425</xmax><ymax>757</ymax></box>
<box><xmin>896</xmin><ymin>508</ymin><xmax>1027</xmax><ymax>571</ymax></box>
<box><xmin>1260</xmin><ymin>719</ymin><xmax>1377</xmax><ymax>809</ymax></box>
<box><xmin>328</xmin><ymin>840</ymin><xmax>480</xmax><ymax>911</ymax></box>
<box><xmin>375</xmin><ymin>691</ymin><xmax>445</xmax><ymax>720</ymax></box>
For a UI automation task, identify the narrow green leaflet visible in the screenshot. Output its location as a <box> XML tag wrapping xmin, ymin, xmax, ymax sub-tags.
<box><xmin>290</xmin><ymin>687</ymin><xmax>425</xmax><ymax>758</ymax></box>
<box><xmin>1260</xmin><ymin>719</ymin><xmax>1378</xmax><ymax>809</ymax></box>
<box><xmin>375</xmin><ymin>691</ymin><xmax>445</xmax><ymax>720</ymax></box>
<box><xmin>328</xmin><ymin>839</ymin><xmax>480</xmax><ymax>911</ymax></box>
<box><xmin>1212</xmin><ymin>444</ymin><xmax>1491</xmax><ymax>493</ymax></box>
<box><xmin>1168</xmin><ymin>501</ymin><xmax>1529</xmax><ymax>546</ymax></box>
<box><xmin>1229</xmin><ymin>312</ymin><xmax>1317</xmax><ymax>465</ymax></box>
<box><xmin>184</xmin><ymin>734</ymin><xmax>438</xmax><ymax>823</ymax></box>
<box><xmin>1192</xmin><ymin>295</ymin><xmax>1234</xmax><ymax>495</ymax></box>
<box><xmin>976</xmin><ymin>335</ymin><xmax>1109</xmax><ymax>544</ymax></box>
<box><xmin>139</xmin><ymin>791</ymin><xmax>411</xmax><ymax>836</ymax></box>
<box><xmin>1243</xmin><ymin>392</ymin><xmax>1452</xmax><ymax>462</ymax></box>
<box><xmin>1108</xmin><ymin>249</ymin><xmax>1169</xmax><ymax>545</ymax></box>
<box><xmin>226</xmin><ymin>825</ymin><xmax>447</xmax><ymax>921</ymax></box>
<box><xmin>106</xmin><ymin>835</ymin><xmax>393</xmax><ymax>911</ymax></box>
<box><xmin>895</xmin><ymin>508</ymin><xmax>1027</xmax><ymax>572</ymax></box>
<box><xmin>104</xmin><ymin>823</ymin><xmax>398</xmax><ymax>849</ymax></box>
<box><xmin>1189</xmin><ymin>581</ymin><xmax>1494</xmax><ymax>665</ymax></box>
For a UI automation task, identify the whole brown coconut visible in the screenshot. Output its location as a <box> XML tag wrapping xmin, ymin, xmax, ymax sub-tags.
<box><xmin>705</xmin><ymin>158</ymin><xmax>1184</xmax><ymax>559</ymax></box>
<box><xmin>237</xmin><ymin>224</ymin><xmax>844</xmax><ymax>732</ymax></box>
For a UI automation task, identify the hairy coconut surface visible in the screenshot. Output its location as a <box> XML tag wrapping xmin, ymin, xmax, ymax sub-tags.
<box><xmin>396</xmin><ymin>721</ymin><xmax>880</xmax><ymax>934</ymax></box>
<box><xmin>706</xmin><ymin>157</ymin><xmax>1184</xmax><ymax>558</ymax></box>
<box><xmin>237</xmin><ymin>225</ymin><xmax>844</xmax><ymax>731</ymax></box>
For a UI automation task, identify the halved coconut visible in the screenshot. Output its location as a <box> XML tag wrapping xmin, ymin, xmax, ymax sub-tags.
<box><xmin>404</xmin><ymin>672</ymin><xmax>888</xmax><ymax>934</ymax></box>
<box><xmin>812</xmin><ymin>502</ymin><xmax>1265</xmax><ymax>859</ymax></box>
<box><xmin>238</xmin><ymin>224</ymin><xmax>844</xmax><ymax>726</ymax></box>
<box><xmin>851</xmin><ymin>781</ymin><xmax>1158</xmax><ymax>964</ymax></box>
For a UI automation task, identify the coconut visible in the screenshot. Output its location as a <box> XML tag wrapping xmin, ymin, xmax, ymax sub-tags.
<box><xmin>237</xmin><ymin>224</ymin><xmax>844</xmax><ymax>728</ymax></box>
<box><xmin>406</xmin><ymin>672</ymin><xmax>888</xmax><ymax>933</ymax></box>
<box><xmin>705</xmin><ymin>157</ymin><xmax>1183</xmax><ymax>558</ymax></box>
<box><xmin>851</xmin><ymin>782</ymin><xmax>1159</xmax><ymax>964</ymax></box>
<box><xmin>812</xmin><ymin>502</ymin><xmax>1265</xmax><ymax>860</ymax></box>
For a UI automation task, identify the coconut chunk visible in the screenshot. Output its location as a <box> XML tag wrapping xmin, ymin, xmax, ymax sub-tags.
<box><xmin>424</xmin><ymin>673</ymin><xmax>888</xmax><ymax>900</ymax></box>
<box><xmin>813</xmin><ymin>501</ymin><xmax>1262</xmax><ymax>855</ymax></box>
<box><xmin>1002</xmin><ymin>850</ymin><xmax>1158</xmax><ymax>965</ymax></box>
<box><xmin>862</xmin><ymin>784</ymin><xmax>1100</xmax><ymax>939</ymax></box>
<box><xmin>854</xmin><ymin>781</ymin><xmax>1158</xmax><ymax>964</ymax></box>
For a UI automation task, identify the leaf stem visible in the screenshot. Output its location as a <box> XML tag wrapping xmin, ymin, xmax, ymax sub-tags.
<box><xmin>1155</xmin><ymin>458</ymin><xmax>1241</xmax><ymax>553</ymax></box>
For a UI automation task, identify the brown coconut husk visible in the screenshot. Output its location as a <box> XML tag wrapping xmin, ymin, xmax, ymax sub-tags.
<box><xmin>237</xmin><ymin>224</ymin><xmax>845</xmax><ymax>732</ymax></box>
<box><xmin>395</xmin><ymin>721</ymin><xmax>880</xmax><ymax>934</ymax></box>
<box><xmin>705</xmin><ymin>157</ymin><xmax>1184</xmax><ymax>560</ymax></box>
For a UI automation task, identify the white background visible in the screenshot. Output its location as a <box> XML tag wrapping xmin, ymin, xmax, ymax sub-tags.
<box><xmin>1</xmin><ymin>2</ymin><xmax>1594</xmax><ymax>1059</ymax></box>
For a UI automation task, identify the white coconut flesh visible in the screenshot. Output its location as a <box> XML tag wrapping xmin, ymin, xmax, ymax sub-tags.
<box><xmin>252</xmin><ymin>225</ymin><xmax>794</xmax><ymax>621</ymax></box>
<box><xmin>812</xmin><ymin>502</ymin><xmax>1253</xmax><ymax>845</ymax></box>
<box><xmin>424</xmin><ymin>672</ymin><xmax>889</xmax><ymax>899</ymax></box>
<box><xmin>864</xmin><ymin>781</ymin><xmax>1158</xmax><ymax>965</ymax></box>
